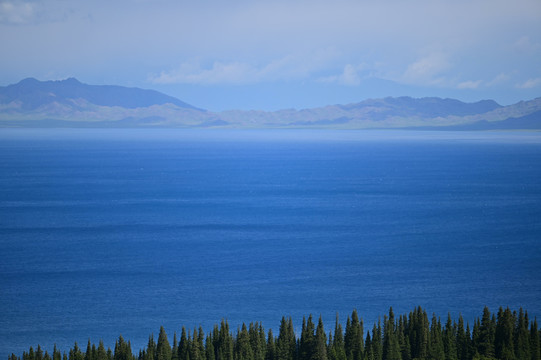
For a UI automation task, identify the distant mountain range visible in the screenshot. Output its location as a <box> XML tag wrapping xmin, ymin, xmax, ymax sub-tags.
<box><xmin>1</xmin><ymin>78</ymin><xmax>540</xmax><ymax>129</ymax></box>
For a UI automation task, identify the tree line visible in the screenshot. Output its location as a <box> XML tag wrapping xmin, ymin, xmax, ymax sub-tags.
<box><xmin>11</xmin><ymin>306</ymin><xmax>541</xmax><ymax>360</ymax></box>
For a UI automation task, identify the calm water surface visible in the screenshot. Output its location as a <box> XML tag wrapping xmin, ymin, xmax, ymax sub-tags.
<box><xmin>1</xmin><ymin>129</ymin><xmax>540</xmax><ymax>357</ymax></box>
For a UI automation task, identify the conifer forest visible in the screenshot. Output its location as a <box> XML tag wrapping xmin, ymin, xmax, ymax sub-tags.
<box><xmin>11</xmin><ymin>306</ymin><xmax>541</xmax><ymax>360</ymax></box>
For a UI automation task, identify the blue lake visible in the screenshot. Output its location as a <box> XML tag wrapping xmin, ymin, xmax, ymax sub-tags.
<box><xmin>1</xmin><ymin>129</ymin><xmax>540</xmax><ymax>357</ymax></box>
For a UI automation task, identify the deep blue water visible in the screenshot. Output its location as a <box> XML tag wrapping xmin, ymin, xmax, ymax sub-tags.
<box><xmin>1</xmin><ymin>129</ymin><xmax>541</xmax><ymax>358</ymax></box>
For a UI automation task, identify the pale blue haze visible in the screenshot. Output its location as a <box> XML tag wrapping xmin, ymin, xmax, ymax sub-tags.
<box><xmin>1</xmin><ymin>1</ymin><xmax>541</xmax><ymax>110</ymax></box>
<box><xmin>1</xmin><ymin>129</ymin><xmax>541</xmax><ymax>357</ymax></box>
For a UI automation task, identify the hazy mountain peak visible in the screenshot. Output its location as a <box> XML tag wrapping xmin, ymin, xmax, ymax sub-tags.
<box><xmin>1</xmin><ymin>77</ymin><xmax>201</xmax><ymax>111</ymax></box>
<box><xmin>0</xmin><ymin>78</ymin><xmax>540</xmax><ymax>129</ymax></box>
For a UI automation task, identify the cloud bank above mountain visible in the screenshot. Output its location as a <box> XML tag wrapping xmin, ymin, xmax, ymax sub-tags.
<box><xmin>1</xmin><ymin>0</ymin><xmax>540</xmax><ymax>110</ymax></box>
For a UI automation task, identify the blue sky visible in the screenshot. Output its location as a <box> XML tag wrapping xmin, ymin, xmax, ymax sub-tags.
<box><xmin>1</xmin><ymin>0</ymin><xmax>540</xmax><ymax>111</ymax></box>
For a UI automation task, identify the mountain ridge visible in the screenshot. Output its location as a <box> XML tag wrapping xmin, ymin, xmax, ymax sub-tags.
<box><xmin>0</xmin><ymin>77</ymin><xmax>201</xmax><ymax>111</ymax></box>
<box><xmin>1</xmin><ymin>78</ymin><xmax>540</xmax><ymax>129</ymax></box>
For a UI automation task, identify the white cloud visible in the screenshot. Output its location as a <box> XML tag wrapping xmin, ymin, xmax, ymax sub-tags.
<box><xmin>318</xmin><ymin>64</ymin><xmax>368</xmax><ymax>86</ymax></box>
<box><xmin>401</xmin><ymin>53</ymin><xmax>451</xmax><ymax>86</ymax></box>
<box><xmin>2</xmin><ymin>0</ymin><xmax>541</xmax><ymax>107</ymax></box>
<box><xmin>149</xmin><ymin>52</ymin><xmax>338</xmax><ymax>85</ymax></box>
<box><xmin>516</xmin><ymin>78</ymin><xmax>541</xmax><ymax>89</ymax></box>
<box><xmin>486</xmin><ymin>73</ymin><xmax>511</xmax><ymax>87</ymax></box>
<box><xmin>0</xmin><ymin>1</ymin><xmax>34</xmax><ymax>24</ymax></box>
<box><xmin>514</xmin><ymin>36</ymin><xmax>541</xmax><ymax>53</ymax></box>
<box><xmin>150</xmin><ymin>61</ymin><xmax>259</xmax><ymax>85</ymax></box>
<box><xmin>457</xmin><ymin>80</ymin><xmax>482</xmax><ymax>89</ymax></box>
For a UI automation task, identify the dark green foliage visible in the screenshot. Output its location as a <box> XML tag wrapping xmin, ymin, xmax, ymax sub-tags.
<box><xmin>157</xmin><ymin>327</ymin><xmax>172</xmax><ymax>360</ymax></box>
<box><xmin>371</xmin><ymin>320</ymin><xmax>383</xmax><ymax>360</ymax></box>
<box><xmin>235</xmin><ymin>324</ymin><xmax>254</xmax><ymax>360</ymax></box>
<box><xmin>365</xmin><ymin>332</ymin><xmax>374</xmax><ymax>360</ymax></box>
<box><xmin>248</xmin><ymin>322</ymin><xmax>266</xmax><ymax>360</ymax></box>
<box><xmin>36</xmin><ymin>345</ymin><xmax>44</xmax><ymax>360</ymax></box>
<box><xmin>531</xmin><ymin>318</ymin><xmax>540</xmax><ymax>360</ymax></box>
<box><xmin>215</xmin><ymin>320</ymin><xmax>233</xmax><ymax>360</ymax></box>
<box><xmin>329</xmin><ymin>315</ymin><xmax>346</xmax><ymax>360</ymax></box>
<box><xmin>205</xmin><ymin>335</ymin><xmax>215</xmax><ymax>360</ymax></box>
<box><xmin>96</xmin><ymin>341</ymin><xmax>108</xmax><ymax>360</ymax></box>
<box><xmin>53</xmin><ymin>345</ymin><xmax>62</xmax><ymax>360</ymax></box>
<box><xmin>143</xmin><ymin>335</ymin><xmax>155</xmax><ymax>360</ymax></box>
<box><xmin>408</xmin><ymin>307</ymin><xmax>429</xmax><ymax>359</ymax></box>
<box><xmin>314</xmin><ymin>316</ymin><xmax>328</xmax><ymax>360</ymax></box>
<box><xmin>113</xmin><ymin>336</ymin><xmax>133</xmax><ymax>360</ymax></box>
<box><xmin>299</xmin><ymin>315</ymin><xmax>316</xmax><ymax>360</ymax></box>
<box><xmin>178</xmin><ymin>328</ymin><xmax>188</xmax><ymax>360</ymax></box>
<box><xmin>428</xmin><ymin>315</ymin><xmax>445</xmax><ymax>360</ymax></box>
<box><xmin>276</xmin><ymin>317</ymin><xmax>296</xmax><ymax>360</ymax></box>
<box><xmin>344</xmin><ymin>310</ymin><xmax>363</xmax><ymax>360</ymax></box>
<box><xmin>515</xmin><ymin>308</ymin><xmax>531</xmax><ymax>360</ymax></box>
<box><xmin>397</xmin><ymin>315</ymin><xmax>410</xmax><ymax>360</ymax></box>
<box><xmin>495</xmin><ymin>307</ymin><xmax>515</xmax><ymax>360</ymax></box>
<box><xmin>382</xmin><ymin>308</ymin><xmax>401</xmax><ymax>360</ymax></box>
<box><xmin>171</xmin><ymin>334</ymin><xmax>178</xmax><ymax>360</ymax></box>
<box><xmin>443</xmin><ymin>314</ymin><xmax>457</xmax><ymax>360</ymax></box>
<box><xmin>265</xmin><ymin>329</ymin><xmax>276</xmax><ymax>360</ymax></box>
<box><xmin>84</xmin><ymin>341</ymin><xmax>91</xmax><ymax>360</ymax></box>
<box><xmin>475</xmin><ymin>307</ymin><xmax>496</xmax><ymax>358</ymax></box>
<box><xmin>14</xmin><ymin>306</ymin><xmax>541</xmax><ymax>360</ymax></box>
<box><xmin>70</xmin><ymin>343</ymin><xmax>84</xmax><ymax>360</ymax></box>
<box><xmin>190</xmin><ymin>327</ymin><xmax>206</xmax><ymax>360</ymax></box>
<box><xmin>456</xmin><ymin>315</ymin><xmax>470</xmax><ymax>360</ymax></box>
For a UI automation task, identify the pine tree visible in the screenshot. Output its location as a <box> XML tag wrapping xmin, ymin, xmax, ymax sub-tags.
<box><xmin>382</xmin><ymin>307</ymin><xmax>401</xmax><ymax>360</ymax></box>
<box><xmin>397</xmin><ymin>315</ymin><xmax>410</xmax><ymax>360</ymax></box>
<box><xmin>256</xmin><ymin>323</ymin><xmax>267</xmax><ymax>360</ymax></box>
<box><xmin>145</xmin><ymin>335</ymin><xmax>156</xmax><ymax>360</ymax></box>
<box><xmin>456</xmin><ymin>315</ymin><xmax>469</xmax><ymax>360</ymax></box>
<box><xmin>198</xmin><ymin>327</ymin><xmax>207</xmax><ymax>360</ymax></box>
<box><xmin>71</xmin><ymin>342</ymin><xmax>84</xmax><ymax>360</ymax></box>
<box><xmin>265</xmin><ymin>329</ymin><xmax>276</xmax><ymax>360</ymax></box>
<box><xmin>365</xmin><ymin>332</ymin><xmax>374</xmax><ymax>360</ymax></box>
<box><xmin>85</xmin><ymin>340</ymin><xmax>92</xmax><ymax>360</ymax></box>
<box><xmin>36</xmin><ymin>345</ymin><xmax>44</xmax><ymax>360</ymax></box>
<box><xmin>314</xmin><ymin>316</ymin><xmax>328</xmax><ymax>360</ymax></box>
<box><xmin>178</xmin><ymin>328</ymin><xmax>189</xmax><ymax>360</ymax></box>
<box><xmin>344</xmin><ymin>310</ymin><xmax>363</xmax><ymax>360</ymax></box>
<box><xmin>114</xmin><ymin>336</ymin><xmax>132</xmax><ymax>360</ymax></box>
<box><xmin>331</xmin><ymin>315</ymin><xmax>346</xmax><ymax>360</ymax></box>
<box><xmin>530</xmin><ymin>318</ymin><xmax>540</xmax><ymax>360</ymax></box>
<box><xmin>53</xmin><ymin>345</ymin><xmax>62</xmax><ymax>360</ymax></box>
<box><xmin>443</xmin><ymin>314</ymin><xmax>457</xmax><ymax>360</ymax></box>
<box><xmin>428</xmin><ymin>315</ymin><xmax>444</xmax><ymax>360</ymax></box>
<box><xmin>248</xmin><ymin>322</ymin><xmax>265</xmax><ymax>360</ymax></box>
<box><xmin>205</xmin><ymin>335</ymin><xmax>215</xmax><ymax>360</ymax></box>
<box><xmin>299</xmin><ymin>315</ymin><xmax>316</xmax><ymax>360</ymax></box>
<box><xmin>408</xmin><ymin>307</ymin><xmax>428</xmax><ymax>360</ymax></box>
<box><xmin>96</xmin><ymin>341</ymin><xmax>108</xmax><ymax>360</ymax></box>
<box><xmin>217</xmin><ymin>320</ymin><xmax>233</xmax><ymax>360</ymax></box>
<box><xmin>189</xmin><ymin>328</ymin><xmax>203</xmax><ymax>360</ymax></box>
<box><xmin>276</xmin><ymin>317</ymin><xmax>296</xmax><ymax>360</ymax></box>
<box><xmin>172</xmin><ymin>333</ymin><xmax>179</xmax><ymax>360</ymax></box>
<box><xmin>156</xmin><ymin>327</ymin><xmax>172</xmax><ymax>360</ymax></box>
<box><xmin>495</xmin><ymin>307</ymin><xmax>515</xmax><ymax>360</ymax></box>
<box><xmin>476</xmin><ymin>307</ymin><xmax>495</xmax><ymax>358</ymax></box>
<box><xmin>515</xmin><ymin>308</ymin><xmax>531</xmax><ymax>360</ymax></box>
<box><xmin>372</xmin><ymin>320</ymin><xmax>383</xmax><ymax>360</ymax></box>
<box><xmin>235</xmin><ymin>323</ymin><xmax>254</xmax><ymax>360</ymax></box>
